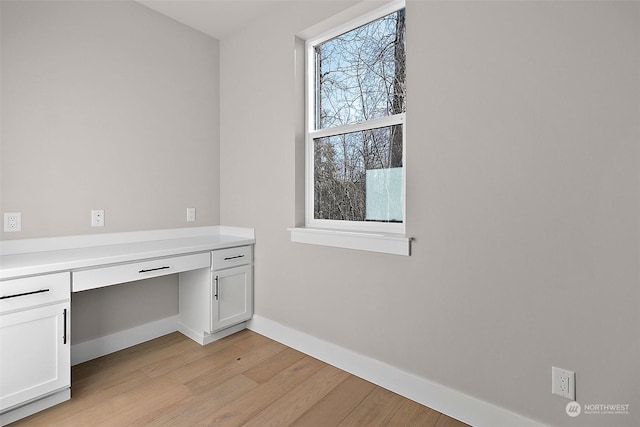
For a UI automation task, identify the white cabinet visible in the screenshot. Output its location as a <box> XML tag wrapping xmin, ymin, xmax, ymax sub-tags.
<box><xmin>211</xmin><ymin>264</ymin><xmax>253</xmax><ymax>332</ymax></box>
<box><xmin>0</xmin><ymin>273</ymin><xmax>71</xmax><ymax>421</ymax></box>
<box><xmin>179</xmin><ymin>246</ymin><xmax>253</xmax><ymax>345</ymax></box>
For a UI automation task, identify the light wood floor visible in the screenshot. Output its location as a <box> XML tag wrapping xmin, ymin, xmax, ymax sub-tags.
<box><xmin>10</xmin><ymin>330</ymin><xmax>469</xmax><ymax>427</ymax></box>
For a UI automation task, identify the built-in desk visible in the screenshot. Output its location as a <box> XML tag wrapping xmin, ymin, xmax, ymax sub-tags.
<box><xmin>0</xmin><ymin>226</ymin><xmax>254</xmax><ymax>426</ymax></box>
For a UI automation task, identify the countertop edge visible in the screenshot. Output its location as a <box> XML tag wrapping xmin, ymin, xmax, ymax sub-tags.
<box><xmin>0</xmin><ymin>227</ymin><xmax>255</xmax><ymax>281</ymax></box>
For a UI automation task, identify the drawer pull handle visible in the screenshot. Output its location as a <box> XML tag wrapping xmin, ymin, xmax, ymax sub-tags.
<box><xmin>223</xmin><ymin>254</ymin><xmax>245</xmax><ymax>261</ymax></box>
<box><xmin>139</xmin><ymin>266</ymin><xmax>171</xmax><ymax>273</ymax></box>
<box><xmin>63</xmin><ymin>308</ymin><xmax>68</xmax><ymax>345</ymax></box>
<box><xmin>0</xmin><ymin>289</ymin><xmax>50</xmax><ymax>300</ymax></box>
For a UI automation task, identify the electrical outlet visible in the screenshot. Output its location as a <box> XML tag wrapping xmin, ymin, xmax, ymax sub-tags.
<box><xmin>91</xmin><ymin>209</ymin><xmax>105</xmax><ymax>227</ymax></box>
<box><xmin>552</xmin><ymin>366</ymin><xmax>576</xmax><ymax>400</ymax></box>
<box><xmin>187</xmin><ymin>207</ymin><xmax>196</xmax><ymax>222</ymax></box>
<box><xmin>3</xmin><ymin>212</ymin><xmax>22</xmax><ymax>232</ymax></box>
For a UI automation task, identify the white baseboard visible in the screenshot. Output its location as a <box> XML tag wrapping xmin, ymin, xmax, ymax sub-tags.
<box><xmin>178</xmin><ymin>321</ymin><xmax>247</xmax><ymax>346</ymax></box>
<box><xmin>247</xmin><ymin>315</ymin><xmax>546</xmax><ymax>427</ymax></box>
<box><xmin>71</xmin><ymin>315</ymin><xmax>179</xmax><ymax>365</ymax></box>
<box><xmin>0</xmin><ymin>389</ymin><xmax>70</xmax><ymax>427</ymax></box>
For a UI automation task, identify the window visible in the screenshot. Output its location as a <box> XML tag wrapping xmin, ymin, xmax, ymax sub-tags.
<box><xmin>306</xmin><ymin>2</ymin><xmax>406</xmax><ymax>235</ymax></box>
<box><xmin>291</xmin><ymin>1</ymin><xmax>410</xmax><ymax>255</ymax></box>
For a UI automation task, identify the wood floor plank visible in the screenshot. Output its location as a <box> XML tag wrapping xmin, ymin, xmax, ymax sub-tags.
<box><xmin>337</xmin><ymin>386</ymin><xmax>406</xmax><ymax>427</ymax></box>
<box><xmin>23</xmin><ymin>377</ymin><xmax>188</xmax><ymax>427</ymax></box>
<box><xmin>12</xmin><ymin>369</ymin><xmax>154</xmax><ymax>426</ymax></box>
<box><xmin>290</xmin><ymin>374</ymin><xmax>376</xmax><ymax>427</ymax></box>
<box><xmin>435</xmin><ymin>414</ymin><xmax>471</xmax><ymax>427</ymax></box>
<box><xmin>163</xmin><ymin>330</ymin><xmax>271</xmax><ymax>385</ymax></box>
<box><xmin>386</xmin><ymin>398</ymin><xmax>441</xmax><ymax>426</ymax></box>
<box><xmin>243</xmin><ymin>346</ymin><xmax>307</xmax><ymax>384</ymax></box>
<box><xmin>71</xmin><ymin>332</ymin><xmax>188</xmax><ymax>381</ymax></box>
<box><xmin>183</xmin><ymin>339</ymin><xmax>286</xmax><ymax>394</ymax></box>
<box><xmin>242</xmin><ymin>364</ymin><xmax>351</xmax><ymax>427</ymax></box>
<box><xmin>140</xmin><ymin>329</ymin><xmax>262</xmax><ymax>379</ymax></box>
<box><xmin>139</xmin><ymin>337</ymin><xmax>211</xmax><ymax>379</ymax></box>
<box><xmin>200</xmin><ymin>355</ymin><xmax>327</xmax><ymax>426</ymax></box>
<box><xmin>144</xmin><ymin>374</ymin><xmax>259</xmax><ymax>426</ymax></box>
<box><xmin>93</xmin><ymin>377</ymin><xmax>195</xmax><ymax>427</ymax></box>
<box><xmin>71</xmin><ymin>332</ymin><xmax>186</xmax><ymax>377</ymax></box>
<box><xmin>72</xmin><ymin>360</ymin><xmax>155</xmax><ymax>398</ymax></box>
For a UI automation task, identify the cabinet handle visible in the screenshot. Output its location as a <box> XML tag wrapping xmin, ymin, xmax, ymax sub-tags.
<box><xmin>0</xmin><ymin>288</ymin><xmax>50</xmax><ymax>300</ymax></box>
<box><xmin>138</xmin><ymin>266</ymin><xmax>170</xmax><ymax>273</ymax></box>
<box><xmin>214</xmin><ymin>275</ymin><xmax>219</xmax><ymax>301</ymax></box>
<box><xmin>223</xmin><ymin>254</ymin><xmax>245</xmax><ymax>261</ymax></box>
<box><xmin>63</xmin><ymin>308</ymin><xmax>68</xmax><ymax>345</ymax></box>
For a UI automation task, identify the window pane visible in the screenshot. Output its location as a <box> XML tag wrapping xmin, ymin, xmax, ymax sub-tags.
<box><xmin>315</xmin><ymin>9</ymin><xmax>406</xmax><ymax>130</ymax></box>
<box><xmin>313</xmin><ymin>125</ymin><xmax>403</xmax><ymax>222</ymax></box>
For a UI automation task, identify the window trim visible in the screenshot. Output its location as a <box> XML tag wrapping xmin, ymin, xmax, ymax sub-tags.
<box><xmin>305</xmin><ymin>0</ymin><xmax>407</xmax><ymax>236</ymax></box>
<box><xmin>288</xmin><ymin>226</ymin><xmax>411</xmax><ymax>256</ymax></box>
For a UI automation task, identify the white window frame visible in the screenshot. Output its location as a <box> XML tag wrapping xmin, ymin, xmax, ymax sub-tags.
<box><xmin>305</xmin><ymin>0</ymin><xmax>407</xmax><ymax>236</ymax></box>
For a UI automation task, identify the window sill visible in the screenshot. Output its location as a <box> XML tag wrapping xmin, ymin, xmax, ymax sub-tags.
<box><xmin>288</xmin><ymin>227</ymin><xmax>411</xmax><ymax>256</ymax></box>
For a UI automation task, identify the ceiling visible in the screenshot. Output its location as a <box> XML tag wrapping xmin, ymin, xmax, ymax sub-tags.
<box><xmin>137</xmin><ymin>0</ymin><xmax>302</xmax><ymax>40</ymax></box>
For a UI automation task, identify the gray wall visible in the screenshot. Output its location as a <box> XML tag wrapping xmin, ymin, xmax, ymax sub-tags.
<box><xmin>219</xmin><ymin>1</ymin><xmax>639</xmax><ymax>426</ymax></box>
<box><xmin>0</xmin><ymin>0</ymin><xmax>220</xmax><ymax>341</ymax></box>
<box><xmin>1</xmin><ymin>0</ymin><xmax>220</xmax><ymax>240</ymax></box>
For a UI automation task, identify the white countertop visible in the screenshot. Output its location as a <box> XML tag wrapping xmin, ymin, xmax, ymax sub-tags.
<box><xmin>0</xmin><ymin>226</ymin><xmax>254</xmax><ymax>280</ymax></box>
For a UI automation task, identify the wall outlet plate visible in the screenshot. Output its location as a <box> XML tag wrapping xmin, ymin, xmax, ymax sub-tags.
<box><xmin>4</xmin><ymin>212</ymin><xmax>22</xmax><ymax>232</ymax></box>
<box><xmin>91</xmin><ymin>209</ymin><xmax>105</xmax><ymax>227</ymax></box>
<box><xmin>552</xmin><ymin>366</ymin><xmax>576</xmax><ymax>400</ymax></box>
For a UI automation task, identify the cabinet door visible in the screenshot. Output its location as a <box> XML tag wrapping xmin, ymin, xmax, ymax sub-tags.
<box><xmin>211</xmin><ymin>265</ymin><xmax>253</xmax><ymax>333</ymax></box>
<box><xmin>0</xmin><ymin>302</ymin><xmax>70</xmax><ymax>411</ymax></box>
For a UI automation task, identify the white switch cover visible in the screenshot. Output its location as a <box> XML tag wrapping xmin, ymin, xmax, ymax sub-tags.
<box><xmin>552</xmin><ymin>366</ymin><xmax>576</xmax><ymax>400</ymax></box>
<box><xmin>187</xmin><ymin>207</ymin><xmax>196</xmax><ymax>222</ymax></box>
<box><xmin>4</xmin><ymin>212</ymin><xmax>22</xmax><ymax>232</ymax></box>
<box><xmin>91</xmin><ymin>209</ymin><xmax>105</xmax><ymax>227</ymax></box>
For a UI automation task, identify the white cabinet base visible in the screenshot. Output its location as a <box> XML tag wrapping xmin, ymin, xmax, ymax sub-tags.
<box><xmin>178</xmin><ymin>321</ymin><xmax>247</xmax><ymax>346</ymax></box>
<box><xmin>0</xmin><ymin>388</ymin><xmax>70</xmax><ymax>427</ymax></box>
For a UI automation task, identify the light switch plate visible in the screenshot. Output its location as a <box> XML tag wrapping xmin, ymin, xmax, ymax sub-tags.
<box><xmin>187</xmin><ymin>207</ymin><xmax>196</xmax><ymax>222</ymax></box>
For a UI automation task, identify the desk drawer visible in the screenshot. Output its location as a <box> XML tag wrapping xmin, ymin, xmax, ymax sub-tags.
<box><xmin>72</xmin><ymin>252</ymin><xmax>210</xmax><ymax>292</ymax></box>
<box><xmin>212</xmin><ymin>245</ymin><xmax>252</xmax><ymax>270</ymax></box>
<box><xmin>0</xmin><ymin>272</ymin><xmax>70</xmax><ymax>313</ymax></box>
